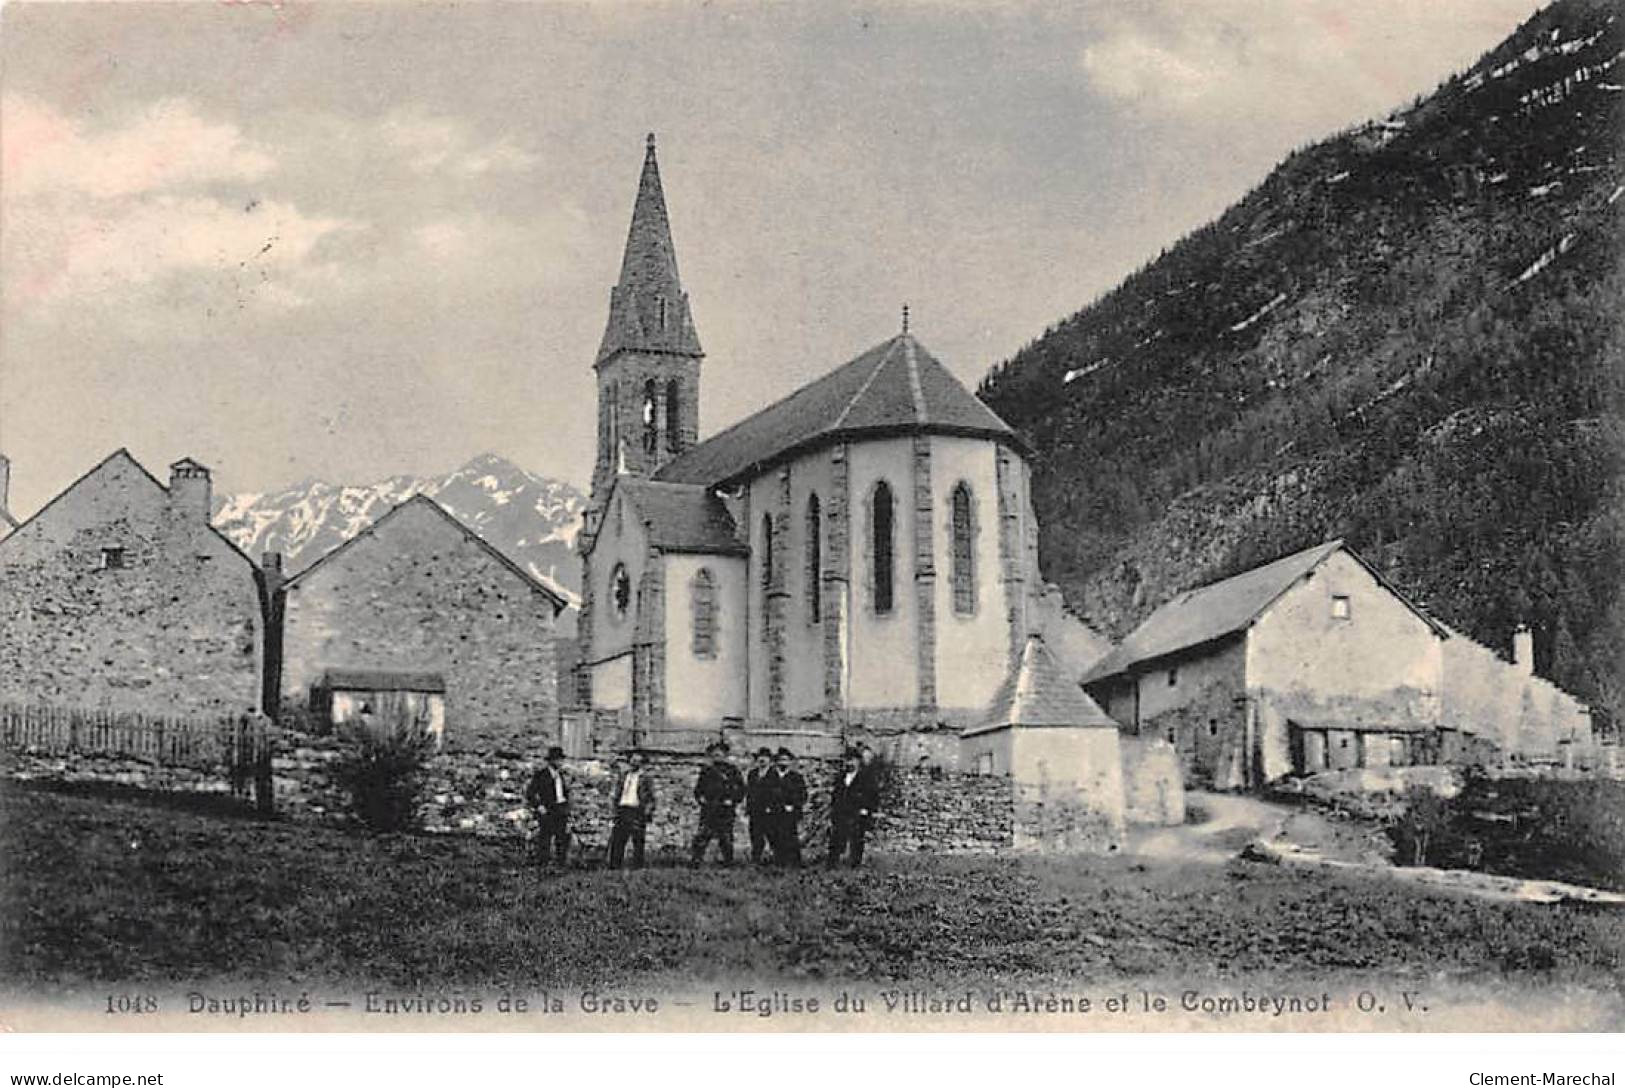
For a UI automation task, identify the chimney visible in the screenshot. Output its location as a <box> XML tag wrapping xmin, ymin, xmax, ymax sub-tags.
<box><xmin>168</xmin><ymin>457</ymin><xmax>212</xmax><ymax>524</ymax></box>
<box><xmin>1512</xmin><ymin>624</ymin><xmax>1535</xmax><ymax>677</ymax></box>
<box><xmin>261</xmin><ymin>550</ymin><xmax>285</xmax><ymax>594</ymax></box>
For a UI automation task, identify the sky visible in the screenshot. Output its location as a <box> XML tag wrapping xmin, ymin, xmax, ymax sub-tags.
<box><xmin>0</xmin><ymin>0</ymin><xmax>1540</xmax><ymax>517</ymax></box>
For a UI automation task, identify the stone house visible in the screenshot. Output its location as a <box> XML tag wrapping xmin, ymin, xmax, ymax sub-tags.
<box><xmin>575</xmin><ymin>135</ymin><xmax>1052</xmax><ymax>760</ymax></box>
<box><xmin>1083</xmin><ymin>540</ymin><xmax>1593</xmax><ymax>788</ymax></box>
<box><xmin>0</xmin><ymin>449</ymin><xmax>263</xmax><ymax>718</ymax></box>
<box><xmin>272</xmin><ymin>494</ymin><xmax>567</xmax><ymax>753</ymax></box>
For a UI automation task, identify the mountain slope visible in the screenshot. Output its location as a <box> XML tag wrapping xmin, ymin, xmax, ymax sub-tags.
<box><xmin>213</xmin><ymin>454</ymin><xmax>586</xmax><ymax>609</ymax></box>
<box><xmin>978</xmin><ymin>0</ymin><xmax>1624</xmax><ymax>727</ymax></box>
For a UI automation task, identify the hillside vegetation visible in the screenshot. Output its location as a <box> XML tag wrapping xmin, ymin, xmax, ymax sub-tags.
<box><xmin>980</xmin><ymin>0</ymin><xmax>1624</xmax><ymax>727</ymax></box>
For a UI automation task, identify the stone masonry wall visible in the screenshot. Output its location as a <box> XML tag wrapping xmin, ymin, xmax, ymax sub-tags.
<box><xmin>270</xmin><ymin>731</ymin><xmax>1016</xmax><ymax>857</ymax></box>
<box><xmin>278</xmin><ymin>500</ymin><xmax>558</xmax><ymax>755</ymax></box>
<box><xmin>0</xmin><ymin>454</ymin><xmax>262</xmax><ymax>719</ymax></box>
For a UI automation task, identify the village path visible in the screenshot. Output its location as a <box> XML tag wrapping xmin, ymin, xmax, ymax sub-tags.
<box><xmin>1126</xmin><ymin>791</ymin><xmax>1294</xmax><ymax>864</ymax></box>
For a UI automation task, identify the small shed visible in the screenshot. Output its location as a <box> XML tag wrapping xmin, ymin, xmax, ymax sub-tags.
<box><xmin>962</xmin><ymin>635</ymin><xmax>1127</xmax><ymax>851</ymax></box>
<box><xmin>310</xmin><ymin>669</ymin><xmax>447</xmax><ymax>745</ymax></box>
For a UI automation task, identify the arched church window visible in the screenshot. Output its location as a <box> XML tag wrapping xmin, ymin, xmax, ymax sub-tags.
<box><xmin>872</xmin><ymin>481</ymin><xmax>894</xmax><ymax>615</ymax></box>
<box><xmin>611</xmin><ymin>563</ymin><xmax>632</xmax><ymax>621</ymax></box>
<box><xmin>761</xmin><ymin>513</ymin><xmax>775</xmax><ymax>620</ymax></box>
<box><xmin>806</xmin><ymin>493</ymin><xmax>822</xmax><ymax>624</ymax></box>
<box><xmin>642</xmin><ymin>380</ymin><xmax>659</xmax><ymax>456</ymax></box>
<box><xmin>691</xmin><ymin>568</ymin><xmax>717</xmax><ymax>659</ymax></box>
<box><xmin>951</xmin><ymin>482</ymin><xmax>976</xmax><ymax>615</ymax></box>
<box><xmin>665</xmin><ymin>378</ymin><xmax>682</xmax><ymax>453</ymax></box>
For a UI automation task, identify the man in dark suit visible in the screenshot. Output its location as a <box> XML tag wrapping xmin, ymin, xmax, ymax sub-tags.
<box><xmin>690</xmin><ymin>740</ymin><xmax>745</xmax><ymax>866</ymax></box>
<box><xmin>769</xmin><ymin>747</ymin><xmax>806</xmax><ymax>868</ymax></box>
<box><xmin>525</xmin><ymin>746</ymin><xmax>571</xmax><ymax>870</ymax></box>
<box><xmin>608</xmin><ymin>749</ymin><xmax>657</xmax><ymax>870</ymax></box>
<box><xmin>827</xmin><ymin>748</ymin><xmax>878</xmax><ymax>869</ymax></box>
<box><xmin>745</xmin><ymin>747</ymin><xmax>776</xmax><ymax>864</ymax></box>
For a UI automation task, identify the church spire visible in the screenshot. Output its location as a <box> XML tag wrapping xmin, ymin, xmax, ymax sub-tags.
<box><xmin>597</xmin><ymin>132</ymin><xmax>703</xmax><ymax>365</ymax></box>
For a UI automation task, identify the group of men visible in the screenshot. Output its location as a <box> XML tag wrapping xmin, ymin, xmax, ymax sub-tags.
<box><xmin>523</xmin><ymin>741</ymin><xmax>882</xmax><ymax>872</ymax></box>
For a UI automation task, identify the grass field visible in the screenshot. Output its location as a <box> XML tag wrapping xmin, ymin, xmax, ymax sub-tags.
<box><xmin>2</xmin><ymin>780</ymin><xmax>1622</xmax><ymax>999</ymax></box>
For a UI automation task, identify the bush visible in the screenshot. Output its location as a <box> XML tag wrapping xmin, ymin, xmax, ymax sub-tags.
<box><xmin>331</xmin><ymin>717</ymin><xmax>435</xmax><ymax>833</ymax></box>
<box><xmin>1389</xmin><ymin>785</ymin><xmax>1457</xmax><ymax>867</ymax></box>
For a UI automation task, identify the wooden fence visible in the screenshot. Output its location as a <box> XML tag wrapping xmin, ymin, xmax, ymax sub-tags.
<box><xmin>0</xmin><ymin>703</ymin><xmax>274</xmax><ymax>811</ymax></box>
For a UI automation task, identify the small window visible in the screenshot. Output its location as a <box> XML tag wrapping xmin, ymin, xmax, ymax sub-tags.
<box><xmin>1340</xmin><ymin>736</ymin><xmax>1350</xmax><ymax>750</ymax></box>
<box><xmin>665</xmin><ymin>378</ymin><xmax>682</xmax><ymax>453</ymax></box>
<box><xmin>975</xmin><ymin>751</ymin><xmax>994</xmax><ymax>776</ymax></box>
<box><xmin>1167</xmin><ymin>667</ymin><xmax>1178</xmax><ymax>687</ymax></box>
<box><xmin>642</xmin><ymin>379</ymin><xmax>659</xmax><ymax>456</ymax></box>
<box><xmin>100</xmin><ymin>547</ymin><xmax>126</xmax><ymax>570</ymax></box>
<box><xmin>1165</xmin><ymin>727</ymin><xmax>1176</xmax><ymax>743</ymax></box>
<box><xmin>611</xmin><ymin>563</ymin><xmax>632</xmax><ymax>619</ymax></box>
<box><xmin>1331</xmin><ymin>594</ymin><xmax>1351</xmax><ymax>620</ymax></box>
<box><xmin>1207</xmin><ymin>718</ymin><xmax>1218</xmax><ymax>737</ymax></box>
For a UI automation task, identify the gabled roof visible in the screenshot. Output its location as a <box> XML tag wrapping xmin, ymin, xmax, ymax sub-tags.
<box><xmin>1081</xmin><ymin>540</ymin><xmax>1449</xmax><ymax>685</ymax></box>
<box><xmin>654</xmin><ymin>333</ymin><xmax>1023</xmax><ymax>489</ymax></box>
<box><xmin>283</xmin><ymin>494</ymin><xmax>569</xmax><ymax>614</ymax></box>
<box><xmin>0</xmin><ymin>448</ymin><xmax>256</xmax><ymax>568</ymax></box>
<box><xmin>597</xmin><ymin>134</ymin><xmax>703</xmax><ymax>364</ymax></box>
<box><xmin>965</xmin><ymin>635</ymin><xmax>1119</xmax><ymax>736</ymax></box>
<box><xmin>605</xmin><ymin>476</ymin><xmax>747</xmax><ymax>557</ymax></box>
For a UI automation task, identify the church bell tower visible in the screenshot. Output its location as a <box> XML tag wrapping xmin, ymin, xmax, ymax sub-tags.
<box><xmin>589</xmin><ymin>134</ymin><xmax>704</xmax><ymax>513</ymax></box>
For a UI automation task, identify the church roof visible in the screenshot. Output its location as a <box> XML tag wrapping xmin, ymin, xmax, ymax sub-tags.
<box><xmin>615</xmin><ymin>477</ymin><xmax>747</xmax><ymax>556</ymax></box>
<box><xmin>654</xmin><ymin>332</ymin><xmax>1022</xmax><ymax>488</ymax></box>
<box><xmin>596</xmin><ymin>134</ymin><xmax>703</xmax><ymax>364</ymax></box>
<box><xmin>965</xmin><ymin>635</ymin><xmax>1118</xmax><ymax>735</ymax></box>
<box><xmin>1081</xmin><ymin>540</ymin><xmax>1448</xmax><ymax>685</ymax></box>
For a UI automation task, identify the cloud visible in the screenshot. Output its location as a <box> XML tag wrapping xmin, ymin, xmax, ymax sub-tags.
<box><xmin>3</xmin><ymin>94</ymin><xmax>275</xmax><ymax>199</ymax></box>
<box><xmin>380</xmin><ymin>111</ymin><xmax>538</xmax><ymax>176</ymax></box>
<box><xmin>1</xmin><ymin>94</ymin><xmax>360</xmax><ymax>312</ymax></box>
<box><xmin>1079</xmin><ymin>0</ymin><xmax>1536</xmax><ymax>132</ymax></box>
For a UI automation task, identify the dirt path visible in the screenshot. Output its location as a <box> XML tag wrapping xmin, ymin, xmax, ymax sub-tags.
<box><xmin>1127</xmin><ymin>791</ymin><xmax>1293</xmax><ymax>863</ymax></box>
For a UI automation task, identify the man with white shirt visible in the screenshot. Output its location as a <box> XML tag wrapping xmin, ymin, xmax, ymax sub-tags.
<box><xmin>525</xmin><ymin>746</ymin><xmax>572</xmax><ymax>870</ymax></box>
<box><xmin>608</xmin><ymin>749</ymin><xmax>656</xmax><ymax>869</ymax></box>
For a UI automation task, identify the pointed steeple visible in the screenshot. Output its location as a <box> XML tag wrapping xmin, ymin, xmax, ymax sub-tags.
<box><xmin>597</xmin><ymin>133</ymin><xmax>703</xmax><ymax>364</ymax></box>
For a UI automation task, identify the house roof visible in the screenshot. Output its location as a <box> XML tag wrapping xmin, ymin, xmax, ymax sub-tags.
<box><xmin>316</xmin><ymin>669</ymin><xmax>446</xmax><ymax>694</ymax></box>
<box><xmin>965</xmin><ymin>635</ymin><xmax>1119</xmax><ymax>736</ymax></box>
<box><xmin>653</xmin><ymin>332</ymin><xmax>1023</xmax><ymax>489</ymax></box>
<box><xmin>613</xmin><ymin>477</ymin><xmax>747</xmax><ymax>556</ymax></box>
<box><xmin>0</xmin><ymin>448</ymin><xmax>256</xmax><ymax>568</ymax></box>
<box><xmin>1081</xmin><ymin>540</ymin><xmax>1449</xmax><ymax>685</ymax></box>
<box><xmin>282</xmin><ymin>494</ymin><xmax>569</xmax><ymax>614</ymax></box>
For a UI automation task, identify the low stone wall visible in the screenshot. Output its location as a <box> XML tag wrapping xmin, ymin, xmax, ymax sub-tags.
<box><xmin>0</xmin><ymin>747</ymin><xmax>245</xmax><ymax>797</ymax></box>
<box><xmin>272</xmin><ymin>730</ymin><xmax>1018</xmax><ymax>858</ymax></box>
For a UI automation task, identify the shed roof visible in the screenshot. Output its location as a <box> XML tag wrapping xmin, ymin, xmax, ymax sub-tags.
<box><xmin>316</xmin><ymin>669</ymin><xmax>446</xmax><ymax>694</ymax></box>
<box><xmin>965</xmin><ymin>635</ymin><xmax>1118</xmax><ymax>736</ymax></box>
<box><xmin>1081</xmin><ymin>540</ymin><xmax>1449</xmax><ymax>685</ymax></box>
<box><xmin>654</xmin><ymin>333</ymin><xmax>1021</xmax><ymax>488</ymax></box>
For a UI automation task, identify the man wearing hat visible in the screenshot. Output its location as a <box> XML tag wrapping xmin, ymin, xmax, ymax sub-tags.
<box><xmin>525</xmin><ymin>746</ymin><xmax>572</xmax><ymax>870</ymax></box>
<box><xmin>690</xmin><ymin>740</ymin><xmax>746</xmax><ymax>866</ymax></box>
<box><xmin>744</xmin><ymin>747</ymin><xmax>777</xmax><ymax>865</ymax></box>
<box><xmin>608</xmin><ymin>749</ymin><xmax>657</xmax><ymax>870</ymax></box>
<box><xmin>769</xmin><ymin>747</ymin><xmax>807</xmax><ymax>868</ymax></box>
<box><xmin>827</xmin><ymin>747</ymin><xmax>879</xmax><ymax>869</ymax></box>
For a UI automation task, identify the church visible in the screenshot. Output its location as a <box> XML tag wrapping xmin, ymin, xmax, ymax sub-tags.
<box><xmin>574</xmin><ymin>136</ymin><xmax>1075</xmax><ymax>758</ymax></box>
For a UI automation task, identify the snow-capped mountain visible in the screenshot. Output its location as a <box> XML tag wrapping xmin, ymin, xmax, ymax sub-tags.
<box><xmin>213</xmin><ymin>453</ymin><xmax>586</xmax><ymax>609</ymax></box>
